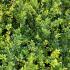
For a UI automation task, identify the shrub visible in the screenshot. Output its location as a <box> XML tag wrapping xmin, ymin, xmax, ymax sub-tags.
<box><xmin>0</xmin><ymin>0</ymin><xmax>70</xmax><ymax>70</ymax></box>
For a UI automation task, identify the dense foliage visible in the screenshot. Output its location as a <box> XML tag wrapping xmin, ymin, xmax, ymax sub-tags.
<box><xmin>0</xmin><ymin>0</ymin><xmax>70</xmax><ymax>70</ymax></box>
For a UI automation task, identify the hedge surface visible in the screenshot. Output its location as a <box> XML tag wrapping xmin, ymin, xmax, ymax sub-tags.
<box><xmin>0</xmin><ymin>0</ymin><xmax>70</xmax><ymax>70</ymax></box>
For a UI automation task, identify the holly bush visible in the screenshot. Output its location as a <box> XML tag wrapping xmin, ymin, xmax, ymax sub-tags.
<box><xmin>0</xmin><ymin>0</ymin><xmax>70</xmax><ymax>70</ymax></box>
